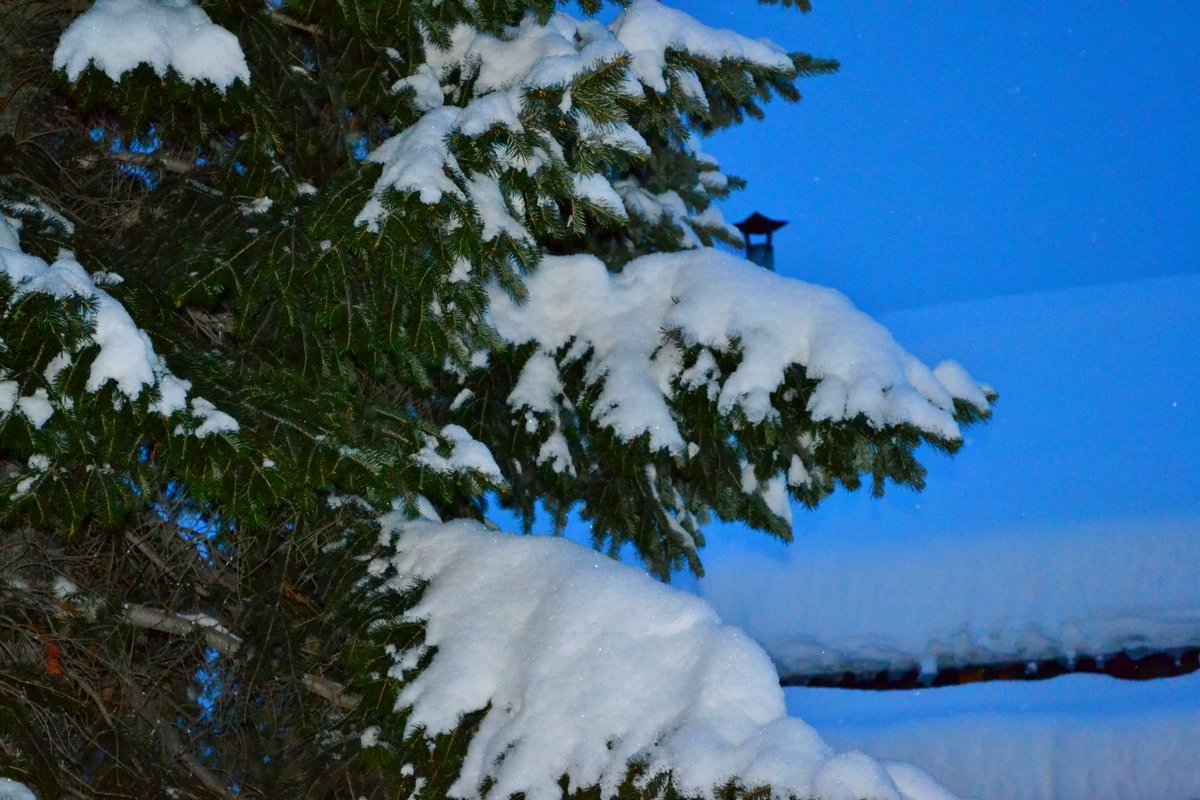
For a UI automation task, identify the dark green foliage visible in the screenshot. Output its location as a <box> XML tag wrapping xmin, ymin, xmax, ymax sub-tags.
<box><xmin>0</xmin><ymin>0</ymin><xmax>988</xmax><ymax>797</ymax></box>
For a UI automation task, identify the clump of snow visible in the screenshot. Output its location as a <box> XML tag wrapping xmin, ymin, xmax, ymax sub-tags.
<box><xmin>369</xmin><ymin>516</ymin><xmax>959</xmax><ymax>800</ymax></box>
<box><xmin>415</xmin><ymin>425</ymin><xmax>502</xmax><ymax>480</ymax></box>
<box><xmin>611</xmin><ymin>0</ymin><xmax>794</xmax><ymax>93</ymax></box>
<box><xmin>358</xmin><ymin>12</ymin><xmax>650</xmax><ymax>232</ymax></box>
<box><xmin>573</xmin><ymin>174</ymin><xmax>627</xmax><ymax>217</ymax></box>
<box><xmin>190</xmin><ymin>397</ymin><xmax>239</xmax><ymax>438</ymax></box>
<box><xmin>424</xmin><ymin>15</ymin><xmax>628</xmax><ymax>98</ymax></box>
<box><xmin>356</xmin><ymin>108</ymin><xmax>463</xmax><ymax>228</ymax></box>
<box><xmin>0</xmin><ymin>777</ymin><xmax>37</xmax><ymax>800</ymax></box>
<box><xmin>15</xmin><ymin>389</ymin><xmax>54</xmax><ymax>429</ymax></box>
<box><xmin>240</xmin><ymin>197</ymin><xmax>274</xmax><ymax>215</ymax></box>
<box><xmin>0</xmin><ymin>216</ymin><xmax>21</xmax><ymax>250</ymax></box>
<box><xmin>53</xmin><ymin>0</ymin><xmax>250</xmax><ymax>91</ymax></box>
<box><xmin>392</xmin><ymin>65</ymin><xmax>443</xmax><ymax>111</ymax></box>
<box><xmin>488</xmin><ymin>249</ymin><xmax>988</xmax><ymax>454</ymax></box>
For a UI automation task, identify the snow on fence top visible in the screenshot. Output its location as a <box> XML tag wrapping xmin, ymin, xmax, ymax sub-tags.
<box><xmin>489</xmin><ymin>250</ymin><xmax>990</xmax><ymax>453</ymax></box>
<box><xmin>53</xmin><ymin>0</ymin><xmax>250</xmax><ymax>91</ymax></box>
<box><xmin>371</xmin><ymin>515</ymin><xmax>959</xmax><ymax>800</ymax></box>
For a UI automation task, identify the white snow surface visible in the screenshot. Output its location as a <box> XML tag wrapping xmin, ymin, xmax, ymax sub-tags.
<box><xmin>0</xmin><ymin>778</ymin><xmax>36</xmax><ymax>800</ymax></box>
<box><xmin>694</xmin><ymin>273</ymin><xmax>1200</xmax><ymax>679</ymax></box>
<box><xmin>611</xmin><ymin>0</ymin><xmax>794</xmax><ymax>93</ymax></box>
<box><xmin>703</xmin><ymin>514</ymin><xmax>1200</xmax><ymax>680</ymax></box>
<box><xmin>415</xmin><ymin>424</ymin><xmax>503</xmax><ymax>480</ymax></box>
<box><xmin>788</xmin><ymin>671</ymin><xmax>1200</xmax><ymax>800</ymax></box>
<box><xmin>53</xmin><ymin>0</ymin><xmax>250</xmax><ymax>91</ymax></box>
<box><xmin>371</xmin><ymin>515</ymin><xmax>960</xmax><ymax>800</ymax></box>
<box><xmin>488</xmin><ymin>249</ymin><xmax>987</xmax><ymax>453</ymax></box>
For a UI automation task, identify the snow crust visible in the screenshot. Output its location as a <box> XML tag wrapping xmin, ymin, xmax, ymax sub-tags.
<box><xmin>489</xmin><ymin>249</ymin><xmax>987</xmax><ymax>453</ymax></box>
<box><xmin>369</xmin><ymin>516</ymin><xmax>959</xmax><ymax>800</ymax></box>
<box><xmin>789</xmin><ymin>671</ymin><xmax>1200</xmax><ymax>800</ymax></box>
<box><xmin>53</xmin><ymin>0</ymin><xmax>249</xmax><ymax>91</ymax></box>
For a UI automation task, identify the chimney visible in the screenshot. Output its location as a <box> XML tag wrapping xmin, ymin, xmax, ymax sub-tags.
<box><xmin>733</xmin><ymin>212</ymin><xmax>788</xmax><ymax>271</ymax></box>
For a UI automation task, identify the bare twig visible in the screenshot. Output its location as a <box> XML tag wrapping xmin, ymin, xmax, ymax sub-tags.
<box><xmin>128</xmin><ymin>686</ymin><xmax>239</xmax><ymax>800</ymax></box>
<box><xmin>303</xmin><ymin>673</ymin><xmax>361</xmax><ymax>712</ymax></box>
<box><xmin>76</xmin><ymin>149</ymin><xmax>195</xmax><ymax>175</ymax></box>
<box><xmin>122</xmin><ymin>603</ymin><xmax>362</xmax><ymax>711</ymax></box>
<box><xmin>266</xmin><ymin>10</ymin><xmax>323</xmax><ymax>36</ymax></box>
<box><xmin>123</xmin><ymin>604</ymin><xmax>243</xmax><ymax>657</ymax></box>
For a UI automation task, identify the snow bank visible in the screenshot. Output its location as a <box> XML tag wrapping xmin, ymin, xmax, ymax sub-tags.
<box><xmin>788</xmin><ymin>671</ymin><xmax>1200</xmax><ymax>800</ymax></box>
<box><xmin>370</xmin><ymin>515</ymin><xmax>960</xmax><ymax>800</ymax></box>
<box><xmin>695</xmin><ymin>273</ymin><xmax>1200</xmax><ymax>678</ymax></box>
<box><xmin>489</xmin><ymin>249</ymin><xmax>989</xmax><ymax>453</ymax></box>
<box><xmin>54</xmin><ymin>0</ymin><xmax>249</xmax><ymax>91</ymax></box>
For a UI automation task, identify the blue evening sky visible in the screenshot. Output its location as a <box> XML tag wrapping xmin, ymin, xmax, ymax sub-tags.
<box><xmin>494</xmin><ymin>3</ymin><xmax>1200</xmax><ymax>575</ymax></box>
<box><xmin>684</xmin><ymin>1</ymin><xmax>1200</xmax><ymax>313</ymax></box>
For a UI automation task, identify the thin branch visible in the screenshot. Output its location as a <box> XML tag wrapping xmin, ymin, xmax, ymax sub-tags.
<box><xmin>127</xmin><ymin>686</ymin><xmax>239</xmax><ymax>800</ymax></box>
<box><xmin>303</xmin><ymin>673</ymin><xmax>361</xmax><ymax>712</ymax></box>
<box><xmin>122</xmin><ymin>604</ymin><xmax>243</xmax><ymax>657</ymax></box>
<box><xmin>266</xmin><ymin>10</ymin><xmax>323</xmax><ymax>36</ymax></box>
<box><xmin>122</xmin><ymin>603</ymin><xmax>361</xmax><ymax>711</ymax></box>
<box><xmin>76</xmin><ymin>150</ymin><xmax>195</xmax><ymax>175</ymax></box>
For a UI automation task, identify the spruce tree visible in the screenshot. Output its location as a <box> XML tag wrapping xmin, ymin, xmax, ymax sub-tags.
<box><xmin>0</xmin><ymin>1</ymin><xmax>992</xmax><ymax>798</ymax></box>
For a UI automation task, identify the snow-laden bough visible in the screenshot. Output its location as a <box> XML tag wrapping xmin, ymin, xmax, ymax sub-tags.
<box><xmin>489</xmin><ymin>249</ymin><xmax>990</xmax><ymax>454</ymax></box>
<box><xmin>368</xmin><ymin>514</ymin><xmax>963</xmax><ymax>800</ymax></box>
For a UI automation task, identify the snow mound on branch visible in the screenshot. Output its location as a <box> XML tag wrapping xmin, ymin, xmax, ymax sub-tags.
<box><xmin>426</xmin><ymin>15</ymin><xmax>629</xmax><ymax>96</ymax></box>
<box><xmin>611</xmin><ymin>0</ymin><xmax>794</xmax><ymax>93</ymax></box>
<box><xmin>415</xmin><ymin>424</ymin><xmax>503</xmax><ymax>480</ymax></box>
<box><xmin>489</xmin><ymin>250</ymin><xmax>988</xmax><ymax>453</ymax></box>
<box><xmin>53</xmin><ymin>0</ymin><xmax>249</xmax><ymax>91</ymax></box>
<box><xmin>0</xmin><ymin>778</ymin><xmax>37</xmax><ymax>800</ymax></box>
<box><xmin>0</xmin><ymin>216</ymin><xmax>232</xmax><ymax>432</ymax></box>
<box><xmin>373</xmin><ymin>516</ymin><xmax>958</xmax><ymax>800</ymax></box>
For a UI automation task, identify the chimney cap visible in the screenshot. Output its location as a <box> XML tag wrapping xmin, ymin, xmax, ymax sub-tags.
<box><xmin>734</xmin><ymin>212</ymin><xmax>788</xmax><ymax>236</ymax></box>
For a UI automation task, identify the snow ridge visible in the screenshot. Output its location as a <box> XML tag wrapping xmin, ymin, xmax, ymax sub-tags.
<box><xmin>371</xmin><ymin>515</ymin><xmax>957</xmax><ymax>800</ymax></box>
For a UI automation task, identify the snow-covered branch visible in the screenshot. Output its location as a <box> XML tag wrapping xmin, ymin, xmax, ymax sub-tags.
<box><xmin>489</xmin><ymin>249</ymin><xmax>990</xmax><ymax>454</ymax></box>
<box><xmin>369</xmin><ymin>515</ymin><xmax>957</xmax><ymax>800</ymax></box>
